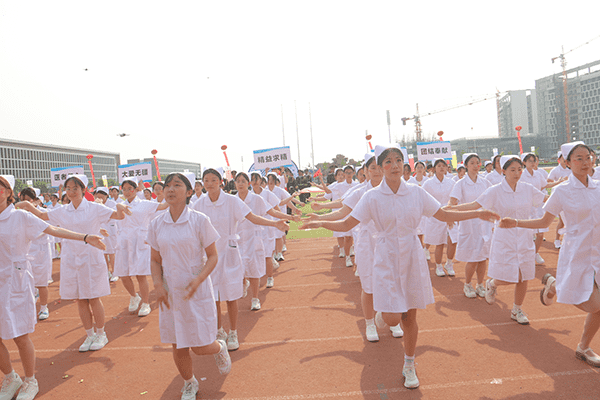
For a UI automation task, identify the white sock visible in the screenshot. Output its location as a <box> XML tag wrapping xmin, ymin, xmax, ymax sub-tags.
<box><xmin>97</xmin><ymin>327</ymin><xmax>105</xmax><ymax>336</ymax></box>
<box><xmin>40</xmin><ymin>304</ymin><xmax>48</xmax><ymax>312</ymax></box>
<box><xmin>512</xmin><ymin>304</ymin><xmax>522</xmax><ymax>312</ymax></box>
<box><xmin>365</xmin><ymin>318</ymin><xmax>375</xmax><ymax>327</ymax></box>
<box><xmin>184</xmin><ymin>375</ymin><xmax>197</xmax><ymax>385</ymax></box>
<box><xmin>229</xmin><ymin>329</ymin><xmax>237</xmax><ymax>335</ymax></box>
<box><xmin>5</xmin><ymin>370</ymin><xmax>17</xmax><ymax>379</ymax></box>
<box><xmin>85</xmin><ymin>328</ymin><xmax>95</xmax><ymax>337</ymax></box>
<box><xmin>404</xmin><ymin>354</ymin><xmax>415</xmax><ymax>367</ymax></box>
<box><xmin>24</xmin><ymin>375</ymin><xmax>35</xmax><ymax>382</ymax></box>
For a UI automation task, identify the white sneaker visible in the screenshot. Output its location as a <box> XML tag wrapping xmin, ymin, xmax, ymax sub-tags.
<box><xmin>138</xmin><ymin>303</ymin><xmax>151</xmax><ymax>317</ymax></box>
<box><xmin>435</xmin><ymin>264</ymin><xmax>445</xmax><ymax>277</ymax></box>
<box><xmin>180</xmin><ymin>379</ymin><xmax>199</xmax><ymax>400</ymax></box>
<box><xmin>128</xmin><ymin>294</ymin><xmax>141</xmax><ymax>313</ymax></box>
<box><xmin>272</xmin><ymin>258</ymin><xmax>280</xmax><ymax>270</ymax></box>
<box><xmin>365</xmin><ymin>324</ymin><xmax>379</xmax><ymax>342</ymax></box>
<box><xmin>390</xmin><ymin>324</ymin><xmax>404</xmax><ymax>338</ymax></box>
<box><xmin>216</xmin><ymin>328</ymin><xmax>227</xmax><ymax>342</ymax></box>
<box><xmin>227</xmin><ymin>331</ymin><xmax>239</xmax><ymax>351</ymax></box>
<box><xmin>0</xmin><ymin>372</ymin><xmax>22</xmax><ymax>400</ymax></box>
<box><xmin>475</xmin><ymin>284</ymin><xmax>486</xmax><ymax>298</ymax></box>
<box><xmin>345</xmin><ymin>255</ymin><xmax>353</xmax><ymax>267</ymax></box>
<box><xmin>282</xmin><ymin>244</ymin><xmax>287</xmax><ymax>252</ymax></box>
<box><xmin>251</xmin><ymin>298</ymin><xmax>261</xmax><ymax>311</ymax></box>
<box><xmin>15</xmin><ymin>378</ymin><xmax>38</xmax><ymax>400</ymax></box>
<box><xmin>485</xmin><ymin>279</ymin><xmax>496</xmax><ymax>305</ymax></box>
<box><xmin>540</xmin><ymin>273</ymin><xmax>556</xmax><ymax>306</ymax></box>
<box><xmin>110</xmin><ymin>275</ymin><xmax>119</xmax><ymax>282</ymax></box>
<box><xmin>38</xmin><ymin>309</ymin><xmax>49</xmax><ymax>320</ymax></box>
<box><xmin>511</xmin><ymin>309</ymin><xmax>530</xmax><ymax>325</ymax></box>
<box><xmin>554</xmin><ymin>239</ymin><xmax>562</xmax><ymax>249</ymax></box>
<box><xmin>90</xmin><ymin>333</ymin><xmax>108</xmax><ymax>350</ymax></box>
<box><xmin>576</xmin><ymin>344</ymin><xmax>600</xmax><ymax>367</ymax></box>
<box><xmin>375</xmin><ymin>311</ymin><xmax>387</xmax><ymax>329</ymax></box>
<box><xmin>535</xmin><ymin>253</ymin><xmax>545</xmax><ymax>264</ymax></box>
<box><xmin>243</xmin><ymin>279</ymin><xmax>250</xmax><ymax>298</ymax></box>
<box><xmin>402</xmin><ymin>365</ymin><xmax>419</xmax><ymax>389</ymax></box>
<box><xmin>424</xmin><ymin>248</ymin><xmax>430</xmax><ymax>260</ymax></box>
<box><xmin>338</xmin><ymin>248</ymin><xmax>345</xmax><ymax>258</ymax></box>
<box><xmin>444</xmin><ymin>260</ymin><xmax>455</xmax><ymax>276</ymax></box>
<box><xmin>266</xmin><ymin>277</ymin><xmax>274</xmax><ymax>288</ymax></box>
<box><xmin>276</xmin><ymin>252</ymin><xmax>285</xmax><ymax>261</ymax></box>
<box><xmin>214</xmin><ymin>340</ymin><xmax>232</xmax><ymax>374</ymax></box>
<box><xmin>354</xmin><ymin>268</ymin><xmax>359</xmax><ymax>277</ymax></box>
<box><xmin>349</xmin><ymin>245</ymin><xmax>355</xmax><ymax>256</ymax></box>
<box><xmin>79</xmin><ymin>335</ymin><xmax>97</xmax><ymax>352</ymax></box>
<box><xmin>463</xmin><ymin>283</ymin><xmax>477</xmax><ymax>299</ymax></box>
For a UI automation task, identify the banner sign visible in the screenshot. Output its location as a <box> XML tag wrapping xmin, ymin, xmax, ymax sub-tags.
<box><xmin>51</xmin><ymin>165</ymin><xmax>84</xmax><ymax>188</ymax></box>
<box><xmin>118</xmin><ymin>162</ymin><xmax>153</xmax><ymax>183</ymax></box>
<box><xmin>416</xmin><ymin>141</ymin><xmax>452</xmax><ymax>161</ymax></box>
<box><xmin>253</xmin><ymin>146</ymin><xmax>292</xmax><ymax>170</ymax></box>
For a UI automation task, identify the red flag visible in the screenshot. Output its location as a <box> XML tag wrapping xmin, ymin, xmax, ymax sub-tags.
<box><xmin>313</xmin><ymin>168</ymin><xmax>322</xmax><ymax>178</ymax></box>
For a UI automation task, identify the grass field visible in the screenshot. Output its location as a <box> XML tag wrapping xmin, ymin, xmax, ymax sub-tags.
<box><xmin>286</xmin><ymin>192</ymin><xmax>333</xmax><ymax>239</ymax></box>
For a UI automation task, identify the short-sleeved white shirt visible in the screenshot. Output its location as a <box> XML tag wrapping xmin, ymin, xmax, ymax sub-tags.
<box><xmin>548</xmin><ymin>164</ymin><xmax>571</xmax><ymax>181</ymax></box>
<box><xmin>485</xmin><ymin>170</ymin><xmax>503</xmax><ymax>186</ymax></box>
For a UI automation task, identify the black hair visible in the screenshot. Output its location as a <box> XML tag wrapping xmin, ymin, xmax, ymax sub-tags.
<box><xmin>502</xmin><ymin>157</ymin><xmax>523</xmax><ymax>170</ymax></box>
<box><xmin>202</xmin><ymin>168</ymin><xmax>222</xmax><ymax>181</ymax></box>
<box><xmin>343</xmin><ymin>165</ymin><xmax>355</xmax><ymax>172</ymax></box>
<box><xmin>61</xmin><ymin>193</ymin><xmax>69</xmax><ymax>204</ymax></box>
<box><xmin>235</xmin><ymin>172</ymin><xmax>250</xmax><ymax>183</ymax></box>
<box><xmin>164</xmin><ymin>173</ymin><xmax>194</xmax><ymax>204</ymax></box>
<box><xmin>522</xmin><ymin>153</ymin><xmax>536</xmax><ymax>163</ymax></box>
<box><xmin>0</xmin><ymin>176</ymin><xmax>15</xmax><ymax>205</ymax></box>
<box><xmin>267</xmin><ymin>174</ymin><xmax>280</xmax><ymax>184</ymax></box>
<box><xmin>464</xmin><ymin>154</ymin><xmax>480</xmax><ymax>167</ymax></box>
<box><xmin>403</xmin><ymin>163</ymin><xmax>412</xmax><ymax>172</ymax></box>
<box><xmin>250</xmin><ymin>172</ymin><xmax>262</xmax><ymax>182</ymax></box>
<box><xmin>50</xmin><ymin>194</ymin><xmax>58</xmax><ymax>200</ymax></box>
<box><xmin>492</xmin><ymin>155</ymin><xmax>502</xmax><ymax>169</ymax></box>
<box><xmin>365</xmin><ymin>156</ymin><xmax>377</xmax><ymax>168</ymax></box>
<box><xmin>334</xmin><ymin>169</ymin><xmax>344</xmax><ymax>176</ymax></box>
<box><xmin>20</xmin><ymin>187</ymin><xmax>37</xmax><ymax>201</ymax></box>
<box><xmin>143</xmin><ymin>188</ymin><xmax>151</xmax><ymax>193</ymax></box>
<box><xmin>565</xmin><ymin>144</ymin><xmax>592</xmax><ymax>162</ymax></box>
<box><xmin>377</xmin><ymin>148</ymin><xmax>404</xmax><ymax>166</ymax></box>
<box><xmin>121</xmin><ymin>179</ymin><xmax>138</xmax><ymax>189</ymax></box>
<box><xmin>110</xmin><ymin>187</ymin><xmax>119</xmax><ymax>192</ymax></box>
<box><xmin>95</xmin><ymin>188</ymin><xmax>108</xmax><ymax>196</ymax></box>
<box><xmin>414</xmin><ymin>161</ymin><xmax>425</xmax><ymax>169</ymax></box>
<box><xmin>261</xmin><ymin>177</ymin><xmax>267</xmax><ymax>185</ymax></box>
<box><xmin>426</xmin><ymin>164</ymin><xmax>432</xmax><ymax>170</ymax></box>
<box><xmin>65</xmin><ymin>176</ymin><xmax>86</xmax><ymax>192</ymax></box>
<box><xmin>457</xmin><ymin>165</ymin><xmax>466</xmax><ymax>171</ymax></box>
<box><xmin>152</xmin><ymin>181</ymin><xmax>164</xmax><ymax>190</ymax></box>
<box><xmin>433</xmin><ymin>159</ymin><xmax>447</xmax><ymax>168</ymax></box>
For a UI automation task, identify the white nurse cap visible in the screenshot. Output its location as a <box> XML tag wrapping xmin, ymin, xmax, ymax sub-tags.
<box><xmin>95</xmin><ymin>187</ymin><xmax>109</xmax><ymax>195</ymax></box>
<box><xmin>500</xmin><ymin>155</ymin><xmax>520</xmax><ymax>169</ymax></box>
<box><xmin>560</xmin><ymin>141</ymin><xmax>585</xmax><ymax>160</ymax></box>
<box><xmin>364</xmin><ymin>153</ymin><xmax>375</xmax><ymax>164</ymax></box>
<box><xmin>202</xmin><ymin>167</ymin><xmax>224</xmax><ymax>179</ymax></box>
<box><xmin>33</xmin><ymin>188</ymin><xmax>41</xmax><ymax>197</ymax></box>
<box><xmin>0</xmin><ymin>175</ymin><xmax>15</xmax><ymax>190</ymax></box>
<box><xmin>462</xmin><ymin>153</ymin><xmax>478</xmax><ymax>164</ymax></box>
<box><xmin>374</xmin><ymin>143</ymin><xmax>401</xmax><ymax>160</ymax></box>
<box><xmin>69</xmin><ymin>174</ymin><xmax>89</xmax><ymax>188</ymax></box>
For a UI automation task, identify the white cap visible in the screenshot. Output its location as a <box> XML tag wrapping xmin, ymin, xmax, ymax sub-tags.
<box><xmin>557</xmin><ymin>150</ymin><xmax>562</xmax><ymax>159</ymax></box>
<box><xmin>109</xmin><ymin>186</ymin><xmax>120</xmax><ymax>190</ymax></box>
<box><xmin>457</xmin><ymin>163</ymin><xmax>465</xmax><ymax>169</ymax></box>
<box><xmin>122</xmin><ymin>176</ymin><xmax>139</xmax><ymax>186</ymax></box>
<box><xmin>343</xmin><ymin>165</ymin><xmax>355</xmax><ymax>171</ymax></box>
<box><xmin>69</xmin><ymin>174</ymin><xmax>89</xmax><ymax>188</ymax></box>
<box><xmin>33</xmin><ymin>188</ymin><xmax>41</xmax><ymax>197</ymax></box>
<box><xmin>364</xmin><ymin>153</ymin><xmax>375</xmax><ymax>164</ymax></box>
<box><xmin>334</xmin><ymin>167</ymin><xmax>343</xmax><ymax>174</ymax></box>
<box><xmin>561</xmin><ymin>141</ymin><xmax>585</xmax><ymax>160</ymax></box>
<box><xmin>38</xmin><ymin>195</ymin><xmax>44</xmax><ymax>201</ymax></box>
<box><xmin>520</xmin><ymin>152</ymin><xmax>534</xmax><ymax>161</ymax></box>
<box><xmin>182</xmin><ymin>172</ymin><xmax>196</xmax><ymax>186</ymax></box>
<box><xmin>484</xmin><ymin>160</ymin><xmax>492</xmax><ymax>167</ymax></box>
<box><xmin>95</xmin><ymin>187</ymin><xmax>109</xmax><ymax>195</ymax></box>
<box><xmin>374</xmin><ymin>143</ymin><xmax>402</xmax><ymax>160</ymax></box>
<box><xmin>462</xmin><ymin>153</ymin><xmax>478</xmax><ymax>164</ymax></box>
<box><xmin>202</xmin><ymin>167</ymin><xmax>224</xmax><ymax>179</ymax></box>
<box><xmin>500</xmin><ymin>155</ymin><xmax>520</xmax><ymax>169</ymax></box>
<box><xmin>432</xmin><ymin>157</ymin><xmax>446</xmax><ymax>165</ymax></box>
<box><xmin>266</xmin><ymin>171</ymin><xmax>280</xmax><ymax>182</ymax></box>
<box><xmin>0</xmin><ymin>175</ymin><xmax>15</xmax><ymax>190</ymax></box>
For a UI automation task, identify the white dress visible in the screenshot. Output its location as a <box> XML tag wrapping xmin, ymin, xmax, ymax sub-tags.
<box><xmin>326</xmin><ymin>180</ymin><xmax>359</xmax><ymax>238</ymax></box>
<box><xmin>47</xmin><ymin>200</ymin><xmax>114</xmax><ymax>299</ymax></box>
<box><xmin>450</xmin><ymin>175</ymin><xmax>492</xmax><ymax>262</ymax></box>
<box><xmin>592</xmin><ymin>166</ymin><xmax>600</xmax><ymax>180</ymax></box>
<box><xmin>29</xmin><ymin>206</ymin><xmax>53</xmax><ymax>287</ymax></box>
<box><xmin>548</xmin><ymin>164</ymin><xmax>571</xmax><ymax>181</ymax></box>
<box><xmin>146</xmin><ymin>207</ymin><xmax>220</xmax><ymax>348</ymax></box>
<box><xmin>422</xmin><ymin>176</ymin><xmax>457</xmax><ymax>245</ymax></box>
<box><xmin>485</xmin><ymin>170</ymin><xmax>503</xmax><ymax>186</ymax></box>
<box><xmin>267</xmin><ymin>186</ymin><xmax>289</xmax><ymax>239</ymax></box>
<box><xmin>254</xmin><ymin>188</ymin><xmax>280</xmax><ymax>256</ymax></box>
<box><xmin>0</xmin><ymin>205</ymin><xmax>49</xmax><ymax>339</ymax></box>
<box><xmin>191</xmin><ymin>190</ymin><xmax>251</xmax><ymax>301</ymax></box>
<box><xmin>47</xmin><ymin>203</ymin><xmax>62</xmax><ymax>258</ymax></box>
<box><xmin>407</xmin><ymin>175</ymin><xmax>429</xmax><ymax>235</ymax></box>
<box><xmin>101</xmin><ymin>199</ymin><xmax>118</xmax><ymax>254</ymax></box>
<box><xmin>114</xmin><ymin>197</ymin><xmax>161</xmax><ymax>277</ymax></box>
<box><xmin>351</xmin><ymin>179</ymin><xmax>440</xmax><ymax>312</ymax></box>
<box><xmin>236</xmin><ymin>192</ymin><xmax>268</xmax><ymax>279</ymax></box>
<box><xmin>542</xmin><ymin>177</ymin><xmax>600</xmax><ymax>304</ymax></box>
<box><xmin>519</xmin><ymin>168</ymin><xmax>550</xmax><ymax>233</ymax></box>
<box><xmin>343</xmin><ymin>181</ymin><xmax>376</xmax><ymax>293</ymax></box>
<box><xmin>477</xmin><ymin>180</ymin><xmax>546</xmax><ymax>283</ymax></box>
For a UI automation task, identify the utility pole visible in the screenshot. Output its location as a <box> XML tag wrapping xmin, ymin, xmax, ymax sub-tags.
<box><xmin>309</xmin><ymin>102</ymin><xmax>315</xmax><ymax>169</ymax></box>
<box><xmin>281</xmin><ymin>104</ymin><xmax>285</xmax><ymax>146</ymax></box>
<box><xmin>295</xmin><ymin>100</ymin><xmax>300</xmax><ymax>168</ymax></box>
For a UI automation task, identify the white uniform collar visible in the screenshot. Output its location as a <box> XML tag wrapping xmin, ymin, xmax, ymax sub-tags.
<box><xmin>379</xmin><ymin>177</ymin><xmax>410</xmax><ymax>196</ymax></box>
<box><xmin>165</xmin><ymin>206</ymin><xmax>191</xmax><ymax>224</ymax></box>
<box><xmin>0</xmin><ymin>203</ymin><xmax>15</xmax><ymax>221</ymax></box>
<box><xmin>500</xmin><ymin>178</ymin><xmax>524</xmax><ymax>193</ymax></box>
<box><xmin>65</xmin><ymin>198</ymin><xmax>90</xmax><ymax>212</ymax></box>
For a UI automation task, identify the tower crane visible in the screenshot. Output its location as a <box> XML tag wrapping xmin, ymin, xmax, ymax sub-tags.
<box><xmin>551</xmin><ymin>34</ymin><xmax>600</xmax><ymax>142</ymax></box>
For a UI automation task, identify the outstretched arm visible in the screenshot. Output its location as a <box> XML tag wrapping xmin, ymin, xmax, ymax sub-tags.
<box><xmin>300</xmin><ymin>215</ymin><xmax>360</xmax><ymax>232</ymax></box>
<box><xmin>43</xmin><ymin>226</ymin><xmax>106</xmax><ymax>251</ymax></box>
<box><xmin>15</xmin><ymin>201</ymin><xmax>50</xmax><ymax>221</ymax></box>
<box><xmin>498</xmin><ymin>212</ymin><xmax>555</xmax><ymax>229</ymax></box>
<box><xmin>433</xmin><ymin>207</ymin><xmax>498</xmax><ymax>224</ymax></box>
<box><xmin>246</xmin><ymin>212</ymin><xmax>288</xmax><ymax>231</ymax></box>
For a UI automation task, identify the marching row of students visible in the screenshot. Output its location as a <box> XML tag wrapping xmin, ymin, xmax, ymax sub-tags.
<box><xmin>2</xmin><ymin>141</ymin><xmax>600</xmax><ymax>398</ymax></box>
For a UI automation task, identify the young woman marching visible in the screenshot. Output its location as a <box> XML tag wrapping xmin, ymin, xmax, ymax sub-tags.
<box><xmin>94</xmin><ymin>187</ymin><xmax>119</xmax><ymax>283</ymax></box>
<box><xmin>499</xmin><ymin>142</ymin><xmax>600</xmax><ymax>366</ymax></box>
<box><xmin>485</xmin><ymin>155</ymin><xmax>504</xmax><ymax>186</ymax></box>
<box><xmin>1</xmin><ymin>175</ymin><xmax>107</xmax><ymax>400</ymax></box>
<box><xmin>191</xmin><ymin>168</ymin><xmax>287</xmax><ymax>351</ymax></box>
<box><xmin>109</xmin><ymin>186</ymin><xmax>125</xmax><ymax>204</ymax></box>
<box><xmin>300</xmin><ymin>147</ymin><xmax>498</xmax><ymax>388</ymax></box>
<box><xmin>15</xmin><ymin>175</ymin><xmax>129</xmax><ymax>353</ymax></box>
<box><xmin>115</xmin><ymin>177</ymin><xmax>169</xmax><ymax>317</ymax></box>
<box><xmin>453</xmin><ymin>164</ymin><xmax>466</xmax><ymax>182</ymax></box>
<box><xmin>408</xmin><ymin>162</ymin><xmax>430</xmax><ymax>259</ymax></box>
<box><xmin>422</xmin><ymin>159</ymin><xmax>458</xmax><ymax>277</ymax></box>
<box><xmin>235</xmin><ymin>173</ymin><xmax>297</xmax><ymax>309</ymax></box>
<box><xmin>547</xmin><ymin>151</ymin><xmax>572</xmax><ymax>249</ymax></box>
<box><xmin>147</xmin><ymin>172</ymin><xmax>231</xmax><ymax>400</ymax></box>
<box><xmin>448</xmin><ymin>156</ymin><xmax>547</xmax><ymax>324</ymax></box>
<box><xmin>189</xmin><ymin>180</ymin><xmax>204</xmax><ymax>204</ymax></box>
<box><xmin>152</xmin><ymin>182</ymin><xmax>165</xmax><ymax>203</ymax></box>
<box><xmin>448</xmin><ymin>154</ymin><xmax>492</xmax><ymax>299</ymax></box>
<box><xmin>402</xmin><ymin>164</ymin><xmax>412</xmax><ymax>182</ymax></box>
<box><xmin>305</xmin><ymin>151</ymin><xmax>403</xmax><ymax>342</ymax></box>
<box><xmin>266</xmin><ymin>172</ymin><xmax>301</xmax><ymax>262</ymax></box>
<box><xmin>47</xmin><ymin>194</ymin><xmax>62</xmax><ymax>260</ymax></box>
<box><xmin>18</xmin><ymin>188</ymin><xmax>53</xmax><ymax>321</ymax></box>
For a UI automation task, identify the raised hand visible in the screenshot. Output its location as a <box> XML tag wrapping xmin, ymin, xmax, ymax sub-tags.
<box><xmin>86</xmin><ymin>235</ymin><xmax>107</xmax><ymax>251</ymax></box>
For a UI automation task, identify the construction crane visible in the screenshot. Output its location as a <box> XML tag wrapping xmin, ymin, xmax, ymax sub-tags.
<box><xmin>401</xmin><ymin>94</ymin><xmax>500</xmax><ymax>142</ymax></box>
<box><xmin>551</xmin><ymin>34</ymin><xmax>600</xmax><ymax>142</ymax></box>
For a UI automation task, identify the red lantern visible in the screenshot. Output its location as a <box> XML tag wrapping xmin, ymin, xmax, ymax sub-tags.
<box><xmin>365</xmin><ymin>135</ymin><xmax>372</xmax><ymax>141</ymax></box>
<box><xmin>515</xmin><ymin>126</ymin><xmax>523</xmax><ymax>154</ymax></box>
<box><xmin>86</xmin><ymin>155</ymin><xmax>96</xmax><ymax>188</ymax></box>
<box><xmin>515</xmin><ymin>126</ymin><xmax>522</xmax><ymax>131</ymax></box>
<box><xmin>151</xmin><ymin>150</ymin><xmax>161</xmax><ymax>181</ymax></box>
<box><xmin>221</xmin><ymin>145</ymin><xmax>228</xmax><ymax>151</ymax></box>
<box><xmin>437</xmin><ymin>131</ymin><xmax>444</xmax><ymax>137</ymax></box>
<box><xmin>151</xmin><ymin>149</ymin><xmax>157</xmax><ymax>155</ymax></box>
<box><xmin>86</xmin><ymin>154</ymin><xmax>93</xmax><ymax>160</ymax></box>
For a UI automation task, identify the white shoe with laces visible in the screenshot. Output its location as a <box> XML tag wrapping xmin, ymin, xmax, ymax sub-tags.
<box><xmin>216</xmin><ymin>328</ymin><xmax>227</xmax><ymax>342</ymax></box>
<box><xmin>0</xmin><ymin>372</ymin><xmax>22</xmax><ymax>400</ymax></box>
<box><xmin>128</xmin><ymin>294</ymin><xmax>141</xmax><ymax>313</ymax></box>
<box><xmin>402</xmin><ymin>365</ymin><xmax>419</xmax><ymax>389</ymax></box>
<box><xmin>349</xmin><ymin>245</ymin><xmax>355</xmax><ymax>256</ymax></box>
<box><xmin>365</xmin><ymin>324</ymin><xmax>379</xmax><ymax>342</ymax></box>
<box><xmin>424</xmin><ymin>248</ymin><xmax>430</xmax><ymax>260</ymax></box>
<box><xmin>463</xmin><ymin>283</ymin><xmax>476</xmax><ymax>298</ymax></box>
<box><xmin>435</xmin><ymin>264</ymin><xmax>445</xmax><ymax>277</ymax></box>
<box><xmin>90</xmin><ymin>333</ymin><xmax>108</xmax><ymax>350</ymax></box>
<box><xmin>214</xmin><ymin>340</ymin><xmax>232</xmax><ymax>374</ymax></box>
<box><xmin>180</xmin><ymin>379</ymin><xmax>199</xmax><ymax>400</ymax></box>
<box><xmin>38</xmin><ymin>309</ymin><xmax>49</xmax><ymax>320</ymax></box>
<box><xmin>535</xmin><ymin>253</ymin><xmax>545</xmax><ymax>264</ymax></box>
<box><xmin>251</xmin><ymin>298</ymin><xmax>261</xmax><ymax>311</ymax></box>
<box><xmin>485</xmin><ymin>279</ymin><xmax>496</xmax><ymax>305</ymax></box>
<box><xmin>475</xmin><ymin>284</ymin><xmax>486</xmax><ymax>298</ymax></box>
<box><xmin>511</xmin><ymin>309</ymin><xmax>530</xmax><ymax>325</ymax></box>
<box><xmin>266</xmin><ymin>277</ymin><xmax>274</xmax><ymax>288</ymax></box>
<box><xmin>345</xmin><ymin>256</ymin><xmax>353</xmax><ymax>267</ymax></box>
<box><xmin>390</xmin><ymin>324</ymin><xmax>404</xmax><ymax>338</ymax></box>
<box><xmin>338</xmin><ymin>248</ymin><xmax>345</xmax><ymax>258</ymax></box>
<box><xmin>282</xmin><ymin>244</ymin><xmax>287</xmax><ymax>252</ymax></box>
<box><xmin>272</xmin><ymin>257</ymin><xmax>280</xmax><ymax>270</ymax></box>
<box><xmin>243</xmin><ymin>279</ymin><xmax>250</xmax><ymax>298</ymax></box>
<box><xmin>79</xmin><ymin>335</ymin><xmax>97</xmax><ymax>352</ymax></box>
<box><xmin>227</xmin><ymin>331</ymin><xmax>239</xmax><ymax>351</ymax></box>
<box><xmin>138</xmin><ymin>303</ymin><xmax>151</xmax><ymax>317</ymax></box>
<box><xmin>444</xmin><ymin>260</ymin><xmax>455</xmax><ymax>276</ymax></box>
<box><xmin>15</xmin><ymin>377</ymin><xmax>38</xmax><ymax>400</ymax></box>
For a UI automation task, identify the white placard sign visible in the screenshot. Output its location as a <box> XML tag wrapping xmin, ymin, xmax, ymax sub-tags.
<box><xmin>50</xmin><ymin>165</ymin><xmax>85</xmax><ymax>188</ymax></box>
<box><xmin>253</xmin><ymin>146</ymin><xmax>293</xmax><ymax>170</ymax></box>
<box><xmin>416</xmin><ymin>141</ymin><xmax>452</xmax><ymax>161</ymax></box>
<box><xmin>118</xmin><ymin>162</ymin><xmax>153</xmax><ymax>183</ymax></box>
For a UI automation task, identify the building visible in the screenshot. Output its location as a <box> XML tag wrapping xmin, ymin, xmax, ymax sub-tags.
<box><xmin>535</xmin><ymin>59</ymin><xmax>600</xmax><ymax>154</ymax></box>
<box><xmin>497</xmin><ymin>90</ymin><xmax>539</xmax><ymax>138</ymax></box>
<box><xmin>0</xmin><ymin>137</ymin><xmax>120</xmax><ymax>186</ymax></box>
<box><xmin>450</xmin><ymin>135</ymin><xmax>547</xmax><ymax>163</ymax></box>
<box><xmin>126</xmin><ymin>157</ymin><xmax>202</xmax><ymax>181</ymax></box>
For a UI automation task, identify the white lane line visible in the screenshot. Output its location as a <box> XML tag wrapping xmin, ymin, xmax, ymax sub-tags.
<box><xmin>17</xmin><ymin>314</ymin><xmax>586</xmax><ymax>354</ymax></box>
<box><xmin>197</xmin><ymin>368</ymin><xmax>598</xmax><ymax>400</ymax></box>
